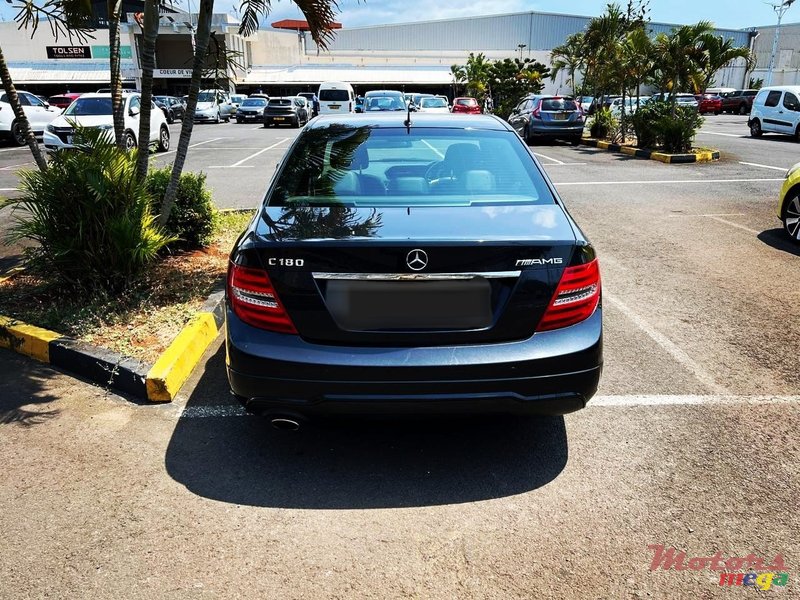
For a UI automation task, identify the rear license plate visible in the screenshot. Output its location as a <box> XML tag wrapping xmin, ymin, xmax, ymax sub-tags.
<box><xmin>329</xmin><ymin>104</ymin><xmax>341</xmax><ymax>109</ymax></box>
<box><xmin>554</xmin><ymin>112</ymin><xmax>568</xmax><ymax>120</ymax></box>
<box><xmin>325</xmin><ymin>279</ymin><xmax>492</xmax><ymax>331</ymax></box>
<box><xmin>273</xmin><ymin>117</ymin><xmax>285</xmax><ymax>121</ymax></box>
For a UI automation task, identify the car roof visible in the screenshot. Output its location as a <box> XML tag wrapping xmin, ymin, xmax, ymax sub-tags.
<box><xmin>365</xmin><ymin>90</ymin><xmax>404</xmax><ymax>96</ymax></box>
<box><xmin>71</xmin><ymin>92</ymin><xmax>138</xmax><ymax>98</ymax></box>
<box><xmin>307</xmin><ymin>113</ymin><xmax>512</xmax><ymax>131</ymax></box>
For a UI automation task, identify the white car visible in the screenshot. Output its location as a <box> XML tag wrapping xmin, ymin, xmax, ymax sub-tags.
<box><xmin>1</xmin><ymin>89</ymin><xmax>60</xmax><ymax>145</ymax></box>
<box><xmin>749</xmin><ymin>86</ymin><xmax>800</xmax><ymax>140</ymax></box>
<box><xmin>416</xmin><ymin>96</ymin><xmax>450</xmax><ymax>113</ymax></box>
<box><xmin>43</xmin><ymin>92</ymin><xmax>170</xmax><ymax>152</ymax></box>
<box><xmin>194</xmin><ymin>89</ymin><xmax>236</xmax><ymax>123</ymax></box>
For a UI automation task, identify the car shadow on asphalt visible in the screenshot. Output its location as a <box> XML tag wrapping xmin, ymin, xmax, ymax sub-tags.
<box><xmin>164</xmin><ymin>345</ymin><xmax>569</xmax><ymax>509</ymax></box>
<box><xmin>0</xmin><ymin>353</ymin><xmax>60</xmax><ymax>427</ymax></box>
<box><xmin>758</xmin><ymin>228</ymin><xmax>800</xmax><ymax>257</ymax></box>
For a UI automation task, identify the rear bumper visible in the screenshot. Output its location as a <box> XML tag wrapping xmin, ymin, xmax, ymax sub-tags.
<box><xmin>530</xmin><ymin>124</ymin><xmax>585</xmax><ymax>137</ymax></box>
<box><xmin>226</xmin><ymin>307</ymin><xmax>603</xmax><ymax>417</ymax></box>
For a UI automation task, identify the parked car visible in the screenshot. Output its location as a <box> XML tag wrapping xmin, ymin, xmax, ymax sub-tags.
<box><xmin>194</xmin><ymin>89</ymin><xmax>235</xmax><ymax>123</ymax></box>
<box><xmin>577</xmin><ymin>96</ymin><xmax>596</xmax><ymax>114</ymax></box>
<box><xmin>507</xmin><ymin>95</ymin><xmax>585</xmax><ymax>145</ymax></box>
<box><xmin>417</xmin><ymin>96</ymin><xmax>450</xmax><ymax>113</ymax></box>
<box><xmin>154</xmin><ymin>95</ymin><xmax>185</xmax><ymax>124</ymax></box>
<box><xmin>695</xmin><ymin>93</ymin><xmax>723</xmax><ymax>115</ymax></box>
<box><xmin>779</xmin><ymin>161</ymin><xmax>800</xmax><ymax>243</ymax></box>
<box><xmin>608</xmin><ymin>96</ymin><xmax>644</xmax><ymax>116</ymax></box>
<box><xmin>230</xmin><ymin>94</ymin><xmax>247</xmax><ymax>108</ymax></box>
<box><xmin>452</xmin><ymin>97</ymin><xmax>481</xmax><ymax>114</ymax></box>
<box><xmin>236</xmin><ymin>97</ymin><xmax>268</xmax><ymax>123</ymax></box>
<box><xmin>410</xmin><ymin>93</ymin><xmax>435</xmax><ymax>109</ymax></box>
<box><xmin>47</xmin><ymin>92</ymin><xmax>83</xmax><ymax>111</ymax></box>
<box><xmin>748</xmin><ymin>86</ymin><xmax>800</xmax><ymax>140</ymax></box>
<box><xmin>249</xmin><ymin>93</ymin><xmax>270</xmax><ymax>100</ymax></box>
<box><xmin>225</xmin><ymin>113</ymin><xmax>603</xmax><ymax>425</ymax></box>
<box><xmin>298</xmin><ymin>92</ymin><xmax>320</xmax><ymax>117</ymax></box>
<box><xmin>720</xmin><ymin>89</ymin><xmax>759</xmax><ymax>115</ymax></box>
<box><xmin>649</xmin><ymin>93</ymin><xmax>699</xmax><ymax>109</ymax></box>
<box><xmin>43</xmin><ymin>92</ymin><xmax>170</xmax><ymax>152</ymax></box>
<box><xmin>317</xmin><ymin>81</ymin><xmax>355</xmax><ymax>115</ymax></box>
<box><xmin>364</xmin><ymin>90</ymin><xmax>406</xmax><ymax>111</ymax></box>
<box><xmin>0</xmin><ymin>89</ymin><xmax>60</xmax><ymax>145</ymax></box>
<box><xmin>263</xmin><ymin>96</ymin><xmax>309</xmax><ymax>128</ymax></box>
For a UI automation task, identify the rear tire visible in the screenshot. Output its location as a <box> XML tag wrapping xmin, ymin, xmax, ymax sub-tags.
<box><xmin>215</xmin><ymin>110</ymin><xmax>221</xmax><ymax>124</ymax></box>
<box><xmin>10</xmin><ymin>120</ymin><xmax>26</xmax><ymax>146</ymax></box>
<box><xmin>167</xmin><ymin>111</ymin><xmax>174</xmax><ymax>124</ymax></box>
<box><xmin>123</xmin><ymin>130</ymin><xmax>136</xmax><ymax>151</ymax></box>
<box><xmin>524</xmin><ymin>125</ymin><xmax>534</xmax><ymax>146</ymax></box>
<box><xmin>739</xmin><ymin>104</ymin><xmax>748</xmax><ymax>116</ymax></box>
<box><xmin>570</xmin><ymin>135</ymin><xmax>582</xmax><ymax>146</ymax></box>
<box><xmin>292</xmin><ymin>116</ymin><xmax>299</xmax><ymax>128</ymax></box>
<box><xmin>237</xmin><ymin>118</ymin><xmax>242</xmax><ymax>124</ymax></box>
<box><xmin>795</xmin><ymin>125</ymin><xmax>800</xmax><ymax>143</ymax></box>
<box><xmin>157</xmin><ymin>126</ymin><xmax>170</xmax><ymax>152</ymax></box>
<box><xmin>782</xmin><ymin>192</ymin><xmax>800</xmax><ymax>244</ymax></box>
<box><xmin>749</xmin><ymin>119</ymin><xmax>762</xmax><ymax>137</ymax></box>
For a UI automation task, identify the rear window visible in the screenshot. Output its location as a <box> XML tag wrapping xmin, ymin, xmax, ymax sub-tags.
<box><xmin>765</xmin><ymin>91</ymin><xmax>782</xmax><ymax>108</ymax></box>
<box><xmin>456</xmin><ymin>98</ymin><xmax>478</xmax><ymax>106</ymax></box>
<box><xmin>268</xmin><ymin>126</ymin><xmax>553</xmax><ymax>208</ymax></box>
<box><xmin>541</xmin><ymin>98</ymin><xmax>578</xmax><ymax>111</ymax></box>
<box><xmin>320</xmin><ymin>89</ymin><xmax>349</xmax><ymax>102</ymax></box>
<box><xmin>420</xmin><ymin>97</ymin><xmax>448</xmax><ymax>108</ymax></box>
<box><xmin>268</xmin><ymin>99</ymin><xmax>292</xmax><ymax>107</ymax></box>
<box><xmin>242</xmin><ymin>98</ymin><xmax>266</xmax><ymax>107</ymax></box>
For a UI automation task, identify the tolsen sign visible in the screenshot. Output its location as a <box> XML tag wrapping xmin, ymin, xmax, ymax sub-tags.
<box><xmin>46</xmin><ymin>46</ymin><xmax>92</xmax><ymax>59</ymax></box>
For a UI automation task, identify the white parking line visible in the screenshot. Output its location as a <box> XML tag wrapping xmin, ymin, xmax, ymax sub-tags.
<box><xmin>605</xmin><ymin>293</ymin><xmax>729</xmax><ymax>395</ymax></box>
<box><xmin>739</xmin><ymin>161</ymin><xmax>788</xmax><ymax>172</ymax></box>
<box><xmin>591</xmin><ymin>394</ymin><xmax>800</xmax><ymax>407</ymax></box>
<box><xmin>707</xmin><ymin>216</ymin><xmax>760</xmax><ymax>234</ymax></box>
<box><xmin>0</xmin><ymin>187</ymin><xmax>16</xmax><ymax>191</ymax></box>
<box><xmin>158</xmin><ymin>137</ymin><xmax>225</xmax><ymax>156</ymax></box>
<box><xmin>556</xmin><ymin>178</ymin><xmax>784</xmax><ymax>186</ymax></box>
<box><xmin>208</xmin><ymin>138</ymin><xmax>290</xmax><ymax>168</ymax></box>
<box><xmin>421</xmin><ymin>139</ymin><xmax>445</xmax><ymax>159</ymax></box>
<box><xmin>0</xmin><ymin>146</ymin><xmax>33</xmax><ymax>153</ymax></box>
<box><xmin>534</xmin><ymin>152</ymin><xmax>565</xmax><ymax>165</ymax></box>
<box><xmin>542</xmin><ymin>162</ymin><xmax>586</xmax><ymax>166</ymax></box>
<box><xmin>697</xmin><ymin>131</ymin><xmax>743</xmax><ymax>138</ymax></box>
<box><xmin>0</xmin><ymin>162</ymin><xmax>33</xmax><ymax>171</ymax></box>
<box><xmin>668</xmin><ymin>213</ymin><xmax>746</xmax><ymax>218</ymax></box>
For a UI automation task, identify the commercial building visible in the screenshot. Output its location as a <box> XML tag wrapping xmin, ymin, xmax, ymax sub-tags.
<box><xmin>3</xmin><ymin>8</ymin><xmax>791</xmax><ymax>98</ymax></box>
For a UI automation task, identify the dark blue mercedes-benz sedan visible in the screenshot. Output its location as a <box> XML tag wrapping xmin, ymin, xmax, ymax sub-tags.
<box><xmin>225</xmin><ymin>113</ymin><xmax>602</xmax><ymax>427</ymax></box>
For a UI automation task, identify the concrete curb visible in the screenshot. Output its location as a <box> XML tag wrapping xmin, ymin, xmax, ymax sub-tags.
<box><xmin>0</xmin><ymin>287</ymin><xmax>226</xmax><ymax>403</ymax></box>
<box><xmin>581</xmin><ymin>138</ymin><xmax>720</xmax><ymax>163</ymax></box>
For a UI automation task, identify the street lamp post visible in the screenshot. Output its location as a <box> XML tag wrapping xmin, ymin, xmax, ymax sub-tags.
<box><xmin>517</xmin><ymin>44</ymin><xmax>527</xmax><ymax>61</ymax></box>
<box><xmin>766</xmin><ymin>0</ymin><xmax>795</xmax><ymax>86</ymax></box>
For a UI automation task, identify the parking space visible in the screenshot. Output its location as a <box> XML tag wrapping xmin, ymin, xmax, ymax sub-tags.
<box><xmin>1</xmin><ymin>115</ymin><xmax>798</xmax><ymax>597</ymax></box>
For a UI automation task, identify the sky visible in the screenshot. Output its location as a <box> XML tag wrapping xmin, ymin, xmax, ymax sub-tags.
<box><xmin>0</xmin><ymin>0</ymin><xmax>795</xmax><ymax>31</ymax></box>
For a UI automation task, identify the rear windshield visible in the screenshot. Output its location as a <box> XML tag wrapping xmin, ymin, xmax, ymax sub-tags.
<box><xmin>421</xmin><ymin>97</ymin><xmax>448</xmax><ymax>108</ymax></box>
<box><xmin>242</xmin><ymin>98</ymin><xmax>266</xmax><ymax>107</ymax></box>
<box><xmin>365</xmin><ymin>96</ymin><xmax>405</xmax><ymax>111</ymax></box>
<box><xmin>320</xmin><ymin>89</ymin><xmax>349</xmax><ymax>101</ymax></box>
<box><xmin>541</xmin><ymin>98</ymin><xmax>578</xmax><ymax>111</ymax></box>
<box><xmin>456</xmin><ymin>98</ymin><xmax>478</xmax><ymax>106</ymax></box>
<box><xmin>268</xmin><ymin>99</ymin><xmax>292</xmax><ymax>107</ymax></box>
<box><xmin>268</xmin><ymin>126</ymin><xmax>553</xmax><ymax>208</ymax></box>
<box><xmin>64</xmin><ymin>97</ymin><xmax>112</xmax><ymax>116</ymax></box>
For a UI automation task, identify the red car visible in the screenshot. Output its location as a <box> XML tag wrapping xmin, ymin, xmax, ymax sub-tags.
<box><xmin>696</xmin><ymin>94</ymin><xmax>722</xmax><ymax>115</ymax></box>
<box><xmin>451</xmin><ymin>97</ymin><xmax>481</xmax><ymax>114</ymax></box>
<box><xmin>47</xmin><ymin>92</ymin><xmax>83</xmax><ymax>110</ymax></box>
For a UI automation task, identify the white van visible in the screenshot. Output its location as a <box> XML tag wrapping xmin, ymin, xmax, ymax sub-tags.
<box><xmin>317</xmin><ymin>81</ymin><xmax>355</xmax><ymax>115</ymax></box>
<box><xmin>748</xmin><ymin>86</ymin><xmax>800</xmax><ymax>140</ymax></box>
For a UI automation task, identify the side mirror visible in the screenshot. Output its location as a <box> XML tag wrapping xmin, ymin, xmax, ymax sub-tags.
<box><xmin>44</xmin><ymin>102</ymin><xmax>50</xmax><ymax>109</ymax></box>
<box><xmin>129</xmin><ymin>106</ymin><xmax>140</xmax><ymax>116</ymax></box>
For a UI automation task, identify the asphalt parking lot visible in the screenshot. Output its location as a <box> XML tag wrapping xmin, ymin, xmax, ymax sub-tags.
<box><xmin>1</xmin><ymin>114</ymin><xmax>798</xmax><ymax>598</ymax></box>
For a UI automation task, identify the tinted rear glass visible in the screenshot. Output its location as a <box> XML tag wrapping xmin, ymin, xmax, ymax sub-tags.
<box><xmin>320</xmin><ymin>89</ymin><xmax>349</xmax><ymax>101</ymax></box>
<box><xmin>421</xmin><ymin>97</ymin><xmax>448</xmax><ymax>108</ymax></box>
<box><xmin>268</xmin><ymin>126</ymin><xmax>553</xmax><ymax>207</ymax></box>
<box><xmin>456</xmin><ymin>98</ymin><xmax>478</xmax><ymax>106</ymax></box>
<box><xmin>242</xmin><ymin>98</ymin><xmax>266</xmax><ymax>106</ymax></box>
<box><xmin>541</xmin><ymin>98</ymin><xmax>578</xmax><ymax>111</ymax></box>
<box><xmin>268</xmin><ymin>99</ymin><xmax>292</xmax><ymax>107</ymax></box>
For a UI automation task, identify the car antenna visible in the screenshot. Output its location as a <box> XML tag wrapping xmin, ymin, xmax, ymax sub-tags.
<box><xmin>404</xmin><ymin>102</ymin><xmax>412</xmax><ymax>130</ymax></box>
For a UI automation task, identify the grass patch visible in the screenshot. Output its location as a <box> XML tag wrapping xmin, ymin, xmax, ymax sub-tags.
<box><xmin>0</xmin><ymin>209</ymin><xmax>254</xmax><ymax>364</ymax></box>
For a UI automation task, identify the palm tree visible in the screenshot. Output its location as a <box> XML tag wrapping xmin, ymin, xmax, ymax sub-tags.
<box><xmin>158</xmin><ymin>0</ymin><xmax>340</xmax><ymax>227</ymax></box>
<box><xmin>654</xmin><ymin>21</ymin><xmax>714</xmax><ymax>111</ymax></box>
<box><xmin>697</xmin><ymin>34</ymin><xmax>755</xmax><ymax>94</ymax></box>
<box><xmin>135</xmin><ymin>0</ymin><xmax>162</xmax><ymax>181</ymax></box>
<box><xmin>550</xmin><ymin>33</ymin><xmax>585</xmax><ymax>97</ymax></box>
<box><xmin>623</xmin><ymin>26</ymin><xmax>654</xmax><ymax>109</ymax></box>
<box><xmin>107</xmin><ymin>0</ymin><xmax>126</xmax><ymax>147</ymax></box>
<box><xmin>0</xmin><ymin>47</ymin><xmax>47</xmax><ymax>171</ymax></box>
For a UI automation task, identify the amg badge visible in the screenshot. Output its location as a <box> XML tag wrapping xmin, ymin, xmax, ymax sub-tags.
<box><xmin>516</xmin><ymin>258</ymin><xmax>564</xmax><ymax>266</ymax></box>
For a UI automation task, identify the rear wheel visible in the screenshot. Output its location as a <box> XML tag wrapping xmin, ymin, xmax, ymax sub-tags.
<box><xmin>237</xmin><ymin>118</ymin><xmax>243</xmax><ymax>124</ymax></box>
<box><xmin>570</xmin><ymin>135</ymin><xmax>582</xmax><ymax>146</ymax></box>
<box><xmin>795</xmin><ymin>125</ymin><xmax>800</xmax><ymax>142</ymax></box>
<box><xmin>157</xmin><ymin>126</ymin><xmax>170</xmax><ymax>152</ymax></box>
<box><xmin>166</xmin><ymin>110</ymin><xmax>174</xmax><ymax>124</ymax></box>
<box><xmin>10</xmin><ymin>120</ymin><xmax>26</xmax><ymax>146</ymax></box>
<box><xmin>292</xmin><ymin>116</ymin><xmax>300</xmax><ymax>128</ymax></box>
<box><xmin>524</xmin><ymin>125</ymin><xmax>534</xmax><ymax>145</ymax></box>
<box><xmin>215</xmin><ymin>110</ymin><xmax>221</xmax><ymax>124</ymax></box>
<box><xmin>123</xmin><ymin>130</ymin><xmax>136</xmax><ymax>151</ymax></box>
<box><xmin>749</xmin><ymin>119</ymin><xmax>762</xmax><ymax>137</ymax></box>
<box><xmin>739</xmin><ymin>104</ymin><xmax>748</xmax><ymax>116</ymax></box>
<box><xmin>782</xmin><ymin>192</ymin><xmax>800</xmax><ymax>243</ymax></box>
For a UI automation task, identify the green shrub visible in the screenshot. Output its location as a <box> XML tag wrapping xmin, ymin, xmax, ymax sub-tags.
<box><xmin>146</xmin><ymin>167</ymin><xmax>216</xmax><ymax>250</ymax></box>
<box><xmin>589</xmin><ymin>107</ymin><xmax>617</xmax><ymax>140</ymax></box>
<box><xmin>8</xmin><ymin>127</ymin><xmax>173</xmax><ymax>291</ymax></box>
<box><xmin>630</xmin><ymin>99</ymin><xmax>704</xmax><ymax>153</ymax></box>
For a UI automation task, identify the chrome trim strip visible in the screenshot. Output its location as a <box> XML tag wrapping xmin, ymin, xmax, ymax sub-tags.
<box><xmin>312</xmin><ymin>271</ymin><xmax>521</xmax><ymax>281</ymax></box>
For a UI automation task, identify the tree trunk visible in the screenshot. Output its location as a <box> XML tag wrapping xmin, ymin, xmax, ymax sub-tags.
<box><xmin>108</xmin><ymin>0</ymin><xmax>125</xmax><ymax>148</ymax></box>
<box><xmin>136</xmin><ymin>0</ymin><xmax>160</xmax><ymax>182</ymax></box>
<box><xmin>158</xmin><ymin>0</ymin><xmax>213</xmax><ymax>228</ymax></box>
<box><xmin>0</xmin><ymin>45</ymin><xmax>47</xmax><ymax>172</ymax></box>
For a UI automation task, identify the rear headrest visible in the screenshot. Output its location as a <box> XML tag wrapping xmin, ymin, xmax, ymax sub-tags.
<box><xmin>442</xmin><ymin>143</ymin><xmax>481</xmax><ymax>172</ymax></box>
<box><xmin>330</xmin><ymin>140</ymin><xmax>369</xmax><ymax>170</ymax></box>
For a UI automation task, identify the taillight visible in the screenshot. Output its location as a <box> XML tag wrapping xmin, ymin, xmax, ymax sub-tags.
<box><xmin>532</xmin><ymin>100</ymin><xmax>542</xmax><ymax>119</ymax></box>
<box><xmin>536</xmin><ymin>258</ymin><xmax>601</xmax><ymax>332</ymax></box>
<box><xmin>227</xmin><ymin>262</ymin><xmax>297</xmax><ymax>334</ymax></box>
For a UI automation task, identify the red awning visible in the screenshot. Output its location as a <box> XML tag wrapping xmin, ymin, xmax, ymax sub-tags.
<box><xmin>270</xmin><ymin>19</ymin><xmax>342</xmax><ymax>31</ymax></box>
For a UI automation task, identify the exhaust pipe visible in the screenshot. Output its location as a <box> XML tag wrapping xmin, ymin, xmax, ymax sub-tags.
<box><xmin>270</xmin><ymin>416</ymin><xmax>301</xmax><ymax>431</ymax></box>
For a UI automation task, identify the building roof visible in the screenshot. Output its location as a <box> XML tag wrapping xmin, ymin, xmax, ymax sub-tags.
<box><xmin>7</xmin><ymin>61</ymin><xmax>136</xmax><ymax>84</ymax></box>
<box><xmin>245</xmin><ymin>64</ymin><xmax>454</xmax><ymax>85</ymax></box>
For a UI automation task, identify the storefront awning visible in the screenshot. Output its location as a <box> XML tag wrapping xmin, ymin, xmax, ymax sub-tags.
<box><xmin>244</xmin><ymin>64</ymin><xmax>454</xmax><ymax>85</ymax></box>
<box><xmin>8</xmin><ymin>61</ymin><xmax>136</xmax><ymax>84</ymax></box>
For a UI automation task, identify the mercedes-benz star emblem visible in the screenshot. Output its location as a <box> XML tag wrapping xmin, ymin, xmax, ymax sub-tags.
<box><xmin>406</xmin><ymin>249</ymin><xmax>428</xmax><ymax>271</ymax></box>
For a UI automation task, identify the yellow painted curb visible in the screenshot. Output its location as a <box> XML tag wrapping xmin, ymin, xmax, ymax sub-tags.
<box><xmin>145</xmin><ymin>312</ymin><xmax>220</xmax><ymax>402</ymax></box>
<box><xmin>620</xmin><ymin>146</ymin><xmax>637</xmax><ymax>156</ymax></box>
<box><xmin>597</xmin><ymin>140</ymin><xmax>610</xmax><ymax>150</ymax></box>
<box><xmin>695</xmin><ymin>151</ymin><xmax>714</xmax><ymax>162</ymax></box>
<box><xmin>0</xmin><ymin>315</ymin><xmax>60</xmax><ymax>362</ymax></box>
<box><xmin>650</xmin><ymin>152</ymin><xmax>671</xmax><ymax>163</ymax></box>
<box><xmin>0</xmin><ymin>267</ymin><xmax>25</xmax><ymax>285</ymax></box>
